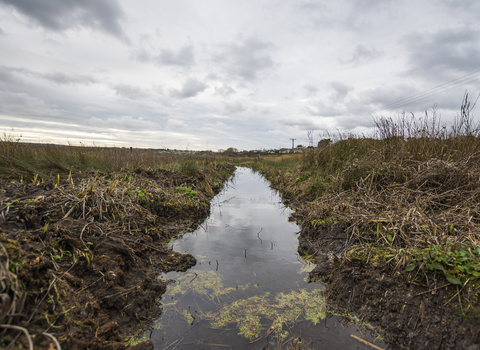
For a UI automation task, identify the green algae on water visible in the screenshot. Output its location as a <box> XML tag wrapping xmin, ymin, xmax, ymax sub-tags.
<box><xmin>205</xmin><ymin>289</ymin><xmax>326</xmax><ymax>340</ymax></box>
<box><xmin>165</xmin><ymin>270</ymin><xmax>250</xmax><ymax>301</ymax></box>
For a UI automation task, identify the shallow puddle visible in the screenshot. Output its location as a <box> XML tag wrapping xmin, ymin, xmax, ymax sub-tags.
<box><xmin>145</xmin><ymin>167</ymin><xmax>387</xmax><ymax>349</ymax></box>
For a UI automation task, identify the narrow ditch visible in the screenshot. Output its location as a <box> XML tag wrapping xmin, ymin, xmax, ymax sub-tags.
<box><xmin>138</xmin><ymin>167</ymin><xmax>388</xmax><ymax>349</ymax></box>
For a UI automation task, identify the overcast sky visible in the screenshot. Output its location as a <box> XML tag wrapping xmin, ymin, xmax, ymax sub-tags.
<box><xmin>1</xmin><ymin>0</ymin><xmax>480</xmax><ymax>151</ymax></box>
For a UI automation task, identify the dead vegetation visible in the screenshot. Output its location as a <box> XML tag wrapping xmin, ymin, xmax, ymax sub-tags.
<box><xmin>0</xmin><ymin>147</ymin><xmax>235</xmax><ymax>349</ymax></box>
<box><xmin>246</xmin><ymin>92</ymin><xmax>480</xmax><ymax>349</ymax></box>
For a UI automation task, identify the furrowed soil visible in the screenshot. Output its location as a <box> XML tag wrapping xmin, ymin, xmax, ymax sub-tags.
<box><xmin>0</xmin><ymin>164</ymin><xmax>235</xmax><ymax>350</ymax></box>
<box><xmin>253</xmin><ymin>163</ymin><xmax>480</xmax><ymax>350</ymax></box>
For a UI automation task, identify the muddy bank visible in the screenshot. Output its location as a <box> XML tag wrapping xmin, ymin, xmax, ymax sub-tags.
<box><xmin>254</xmin><ymin>170</ymin><xmax>480</xmax><ymax>350</ymax></box>
<box><xmin>0</xmin><ymin>164</ymin><xmax>235</xmax><ymax>349</ymax></box>
<box><xmin>297</xmin><ymin>223</ymin><xmax>480</xmax><ymax>350</ymax></box>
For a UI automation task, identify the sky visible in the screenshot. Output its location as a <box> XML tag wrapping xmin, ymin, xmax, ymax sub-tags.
<box><xmin>0</xmin><ymin>0</ymin><xmax>480</xmax><ymax>151</ymax></box>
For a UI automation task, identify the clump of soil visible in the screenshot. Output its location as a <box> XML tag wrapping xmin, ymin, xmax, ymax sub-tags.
<box><xmin>0</xmin><ymin>164</ymin><xmax>234</xmax><ymax>349</ymax></box>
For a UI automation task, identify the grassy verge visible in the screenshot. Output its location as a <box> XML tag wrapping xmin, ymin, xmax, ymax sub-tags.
<box><xmin>0</xmin><ymin>133</ymin><xmax>224</xmax><ymax>180</ymax></box>
<box><xmin>244</xmin><ymin>93</ymin><xmax>480</xmax><ymax>315</ymax></box>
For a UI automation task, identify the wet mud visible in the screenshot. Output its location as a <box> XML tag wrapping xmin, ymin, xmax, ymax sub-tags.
<box><xmin>295</xmin><ymin>218</ymin><xmax>480</xmax><ymax>350</ymax></box>
<box><xmin>0</xmin><ymin>164</ymin><xmax>234</xmax><ymax>349</ymax></box>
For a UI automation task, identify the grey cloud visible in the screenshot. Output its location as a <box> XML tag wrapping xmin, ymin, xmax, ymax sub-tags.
<box><xmin>297</xmin><ymin>1</ymin><xmax>327</xmax><ymax>13</ymax></box>
<box><xmin>166</xmin><ymin>119</ymin><xmax>187</xmax><ymax>129</ymax></box>
<box><xmin>158</xmin><ymin>45</ymin><xmax>194</xmax><ymax>67</ymax></box>
<box><xmin>170</xmin><ymin>78</ymin><xmax>207</xmax><ymax>99</ymax></box>
<box><xmin>277</xmin><ymin>116</ymin><xmax>319</xmax><ymax>130</ymax></box>
<box><xmin>351</xmin><ymin>0</ymin><xmax>389</xmax><ymax>12</ymax></box>
<box><xmin>0</xmin><ymin>27</ymin><xmax>5</xmax><ymax>35</ymax></box>
<box><xmin>294</xmin><ymin>0</ymin><xmax>392</xmax><ymax>32</ymax></box>
<box><xmin>293</xmin><ymin>1</ymin><xmax>335</xmax><ymax>29</ymax></box>
<box><xmin>440</xmin><ymin>0</ymin><xmax>480</xmax><ymax>12</ymax></box>
<box><xmin>304</xmin><ymin>100</ymin><xmax>346</xmax><ymax>117</ymax></box>
<box><xmin>278</xmin><ymin>112</ymin><xmax>372</xmax><ymax>131</ymax></box>
<box><xmin>0</xmin><ymin>66</ymin><xmax>22</xmax><ymax>84</ymax></box>
<box><xmin>333</xmin><ymin>115</ymin><xmax>374</xmax><ymax>129</ymax></box>
<box><xmin>114</xmin><ymin>84</ymin><xmax>148</xmax><ymax>100</ymax></box>
<box><xmin>0</xmin><ymin>65</ymin><xmax>98</xmax><ymax>86</ymax></box>
<box><xmin>403</xmin><ymin>28</ymin><xmax>480</xmax><ymax>80</ymax></box>
<box><xmin>362</xmin><ymin>85</ymin><xmax>418</xmax><ymax>108</ymax></box>
<box><xmin>152</xmin><ymin>86</ymin><xmax>175</xmax><ymax>107</ymax></box>
<box><xmin>223</xmin><ymin>101</ymin><xmax>246</xmax><ymax>115</ymax></box>
<box><xmin>0</xmin><ymin>91</ymin><xmax>61</xmax><ymax>116</ymax></box>
<box><xmin>254</xmin><ymin>106</ymin><xmax>270</xmax><ymax>115</ymax></box>
<box><xmin>340</xmin><ymin>44</ymin><xmax>383</xmax><ymax>65</ymax></box>
<box><xmin>131</xmin><ymin>48</ymin><xmax>151</xmax><ymax>63</ymax></box>
<box><xmin>42</xmin><ymin>71</ymin><xmax>98</xmax><ymax>85</ymax></box>
<box><xmin>89</xmin><ymin>115</ymin><xmax>160</xmax><ymax>131</ymax></box>
<box><xmin>132</xmin><ymin>44</ymin><xmax>195</xmax><ymax>68</ymax></box>
<box><xmin>303</xmin><ymin>84</ymin><xmax>318</xmax><ymax>96</ymax></box>
<box><xmin>330</xmin><ymin>82</ymin><xmax>352</xmax><ymax>101</ymax></box>
<box><xmin>0</xmin><ymin>0</ymin><xmax>129</xmax><ymax>43</ymax></box>
<box><xmin>83</xmin><ymin>106</ymin><xmax>106</xmax><ymax>112</ymax></box>
<box><xmin>215</xmin><ymin>84</ymin><xmax>236</xmax><ymax>97</ymax></box>
<box><xmin>302</xmin><ymin>82</ymin><xmax>353</xmax><ymax>117</ymax></box>
<box><xmin>215</xmin><ymin>35</ymin><xmax>275</xmax><ymax>82</ymax></box>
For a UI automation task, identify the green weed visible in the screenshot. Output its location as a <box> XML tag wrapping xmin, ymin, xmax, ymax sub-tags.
<box><xmin>406</xmin><ymin>242</ymin><xmax>480</xmax><ymax>286</ymax></box>
<box><xmin>175</xmin><ymin>186</ymin><xmax>198</xmax><ymax>201</ymax></box>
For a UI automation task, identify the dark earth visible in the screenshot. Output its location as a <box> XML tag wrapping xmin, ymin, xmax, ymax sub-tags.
<box><xmin>0</xmin><ymin>164</ymin><xmax>235</xmax><ymax>350</ymax></box>
<box><xmin>295</xmin><ymin>216</ymin><xmax>480</xmax><ymax>350</ymax></box>
<box><xmin>3</xmin><ymin>162</ymin><xmax>480</xmax><ymax>350</ymax></box>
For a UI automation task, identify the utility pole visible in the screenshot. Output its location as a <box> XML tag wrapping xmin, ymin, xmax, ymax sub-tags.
<box><xmin>290</xmin><ymin>138</ymin><xmax>296</xmax><ymax>153</ymax></box>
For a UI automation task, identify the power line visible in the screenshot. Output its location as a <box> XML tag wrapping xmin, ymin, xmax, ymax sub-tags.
<box><xmin>377</xmin><ymin>77</ymin><xmax>480</xmax><ymax>113</ymax></box>
<box><xmin>373</xmin><ymin>69</ymin><xmax>480</xmax><ymax>112</ymax></box>
<box><xmin>365</xmin><ymin>68</ymin><xmax>480</xmax><ymax>117</ymax></box>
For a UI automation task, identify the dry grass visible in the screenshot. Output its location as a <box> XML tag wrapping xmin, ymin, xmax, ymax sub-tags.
<box><xmin>0</xmin><ymin>135</ymin><xmax>219</xmax><ymax>180</ymax></box>
<box><xmin>0</xmin><ymin>137</ymin><xmax>236</xmax><ymax>348</ymax></box>
<box><xmin>0</xmin><ymin>160</ymin><xmax>235</xmax><ymax>349</ymax></box>
<box><xmin>247</xmin><ymin>92</ymin><xmax>480</xmax><ymax>290</ymax></box>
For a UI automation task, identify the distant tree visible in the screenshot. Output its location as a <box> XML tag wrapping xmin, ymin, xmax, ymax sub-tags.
<box><xmin>223</xmin><ymin>147</ymin><xmax>238</xmax><ymax>156</ymax></box>
<box><xmin>318</xmin><ymin>139</ymin><xmax>332</xmax><ymax>147</ymax></box>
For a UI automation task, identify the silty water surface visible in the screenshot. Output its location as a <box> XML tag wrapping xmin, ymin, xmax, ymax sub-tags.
<box><xmin>147</xmin><ymin>167</ymin><xmax>387</xmax><ymax>349</ymax></box>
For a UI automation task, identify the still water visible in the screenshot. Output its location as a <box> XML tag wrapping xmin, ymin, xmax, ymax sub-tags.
<box><xmin>147</xmin><ymin>167</ymin><xmax>386</xmax><ymax>349</ymax></box>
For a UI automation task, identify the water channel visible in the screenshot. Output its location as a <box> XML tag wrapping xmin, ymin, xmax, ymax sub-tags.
<box><xmin>146</xmin><ymin>167</ymin><xmax>387</xmax><ymax>349</ymax></box>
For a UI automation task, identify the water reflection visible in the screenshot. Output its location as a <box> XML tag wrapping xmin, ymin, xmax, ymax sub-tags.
<box><xmin>145</xmin><ymin>168</ymin><xmax>386</xmax><ymax>349</ymax></box>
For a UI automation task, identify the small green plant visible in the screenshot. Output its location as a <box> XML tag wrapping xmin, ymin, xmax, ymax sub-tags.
<box><xmin>85</xmin><ymin>251</ymin><xmax>92</xmax><ymax>266</ymax></box>
<box><xmin>9</xmin><ymin>260</ymin><xmax>26</xmax><ymax>273</ymax></box>
<box><xmin>130</xmin><ymin>187</ymin><xmax>150</xmax><ymax>206</ymax></box>
<box><xmin>295</xmin><ymin>173</ymin><xmax>312</xmax><ymax>184</ymax></box>
<box><xmin>310</xmin><ymin>217</ymin><xmax>340</xmax><ymax>229</ymax></box>
<box><xmin>405</xmin><ymin>242</ymin><xmax>480</xmax><ymax>286</ymax></box>
<box><xmin>53</xmin><ymin>249</ymin><xmax>61</xmax><ymax>260</ymax></box>
<box><xmin>175</xmin><ymin>186</ymin><xmax>198</xmax><ymax>200</ymax></box>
